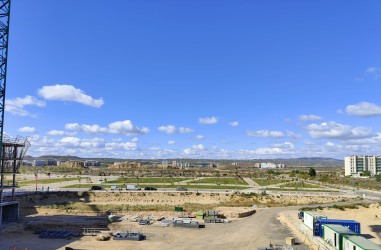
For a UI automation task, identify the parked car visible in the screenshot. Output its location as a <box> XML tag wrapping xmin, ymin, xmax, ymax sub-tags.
<box><xmin>111</xmin><ymin>185</ymin><xmax>121</xmax><ymax>191</ymax></box>
<box><xmin>176</xmin><ymin>187</ymin><xmax>188</xmax><ymax>191</ymax></box>
<box><xmin>126</xmin><ymin>184</ymin><xmax>141</xmax><ymax>190</ymax></box>
<box><xmin>144</xmin><ymin>187</ymin><xmax>157</xmax><ymax>191</ymax></box>
<box><xmin>90</xmin><ymin>185</ymin><xmax>104</xmax><ymax>191</ymax></box>
<box><xmin>138</xmin><ymin>219</ymin><xmax>151</xmax><ymax>225</ymax></box>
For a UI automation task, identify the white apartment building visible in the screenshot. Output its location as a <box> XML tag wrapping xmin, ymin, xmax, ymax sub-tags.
<box><xmin>344</xmin><ymin>155</ymin><xmax>381</xmax><ymax>176</ymax></box>
<box><xmin>260</xmin><ymin>162</ymin><xmax>277</xmax><ymax>169</ymax></box>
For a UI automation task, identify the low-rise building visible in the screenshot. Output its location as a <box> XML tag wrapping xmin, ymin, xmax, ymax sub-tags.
<box><xmin>260</xmin><ymin>162</ymin><xmax>277</xmax><ymax>169</ymax></box>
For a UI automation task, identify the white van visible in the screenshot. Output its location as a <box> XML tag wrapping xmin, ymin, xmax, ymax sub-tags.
<box><xmin>111</xmin><ymin>185</ymin><xmax>121</xmax><ymax>191</ymax></box>
<box><xmin>126</xmin><ymin>184</ymin><xmax>141</xmax><ymax>190</ymax></box>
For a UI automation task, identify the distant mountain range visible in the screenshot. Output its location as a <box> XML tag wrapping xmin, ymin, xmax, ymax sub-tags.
<box><xmin>23</xmin><ymin>155</ymin><xmax>343</xmax><ymax>168</ymax></box>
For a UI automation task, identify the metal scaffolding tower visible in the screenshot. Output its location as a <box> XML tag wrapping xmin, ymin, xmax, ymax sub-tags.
<box><xmin>0</xmin><ymin>0</ymin><xmax>16</xmax><ymax>226</ymax></box>
<box><xmin>0</xmin><ymin>0</ymin><xmax>10</xmax><ymax>148</ymax></box>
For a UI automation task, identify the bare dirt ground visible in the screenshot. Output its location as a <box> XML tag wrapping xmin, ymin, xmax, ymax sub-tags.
<box><xmin>0</xmin><ymin>192</ymin><xmax>354</xmax><ymax>250</ymax></box>
<box><xmin>278</xmin><ymin>203</ymin><xmax>381</xmax><ymax>249</ymax></box>
<box><xmin>1</xmin><ymin>207</ymin><xmax>305</xmax><ymax>250</ymax></box>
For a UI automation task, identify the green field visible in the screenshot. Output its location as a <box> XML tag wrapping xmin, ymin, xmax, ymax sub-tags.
<box><xmin>18</xmin><ymin>177</ymin><xmax>85</xmax><ymax>186</ymax></box>
<box><xmin>280</xmin><ymin>182</ymin><xmax>321</xmax><ymax>188</ymax></box>
<box><xmin>267</xmin><ymin>188</ymin><xmax>339</xmax><ymax>192</ymax></box>
<box><xmin>63</xmin><ymin>183</ymin><xmax>246</xmax><ymax>190</ymax></box>
<box><xmin>252</xmin><ymin>179</ymin><xmax>290</xmax><ymax>186</ymax></box>
<box><xmin>106</xmin><ymin>177</ymin><xmax>191</xmax><ymax>184</ymax></box>
<box><xmin>190</xmin><ymin>177</ymin><xmax>247</xmax><ymax>185</ymax></box>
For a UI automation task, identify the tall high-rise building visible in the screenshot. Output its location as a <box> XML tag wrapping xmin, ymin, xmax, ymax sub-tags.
<box><xmin>344</xmin><ymin>156</ymin><xmax>381</xmax><ymax>176</ymax></box>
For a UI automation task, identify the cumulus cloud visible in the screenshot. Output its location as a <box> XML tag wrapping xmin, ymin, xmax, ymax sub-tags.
<box><xmin>183</xmin><ymin>144</ymin><xmax>206</xmax><ymax>155</ymax></box>
<box><xmin>65</xmin><ymin>120</ymin><xmax>149</xmax><ymax>135</ymax></box>
<box><xmin>199</xmin><ymin>116</ymin><xmax>219</xmax><ymax>125</ymax></box>
<box><xmin>229</xmin><ymin>121</ymin><xmax>239</xmax><ymax>127</ymax></box>
<box><xmin>247</xmin><ymin>130</ymin><xmax>284</xmax><ymax>138</ymax></box>
<box><xmin>306</xmin><ymin>121</ymin><xmax>374</xmax><ymax>139</ymax></box>
<box><xmin>179</xmin><ymin>127</ymin><xmax>194</xmax><ymax>134</ymax></box>
<box><xmin>298</xmin><ymin>114</ymin><xmax>323</xmax><ymax>121</ymax></box>
<box><xmin>38</xmin><ymin>84</ymin><xmax>104</xmax><ymax>108</ymax></box>
<box><xmin>158</xmin><ymin>125</ymin><xmax>193</xmax><ymax>134</ymax></box>
<box><xmin>131</xmin><ymin>137</ymin><xmax>139</xmax><ymax>143</ymax></box>
<box><xmin>19</xmin><ymin>126</ymin><xmax>36</xmax><ymax>133</ymax></box>
<box><xmin>345</xmin><ymin>102</ymin><xmax>381</xmax><ymax>117</ymax></box>
<box><xmin>196</xmin><ymin>135</ymin><xmax>205</xmax><ymax>140</ymax></box>
<box><xmin>168</xmin><ymin>140</ymin><xmax>176</xmax><ymax>145</ymax></box>
<box><xmin>158</xmin><ymin>125</ymin><xmax>176</xmax><ymax>134</ymax></box>
<box><xmin>105</xmin><ymin>142</ymin><xmax>137</xmax><ymax>151</ymax></box>
<box><xmin>5</xmin><ymin>95</ymin><xmax>46</xmax><ymax>117</ymax></box>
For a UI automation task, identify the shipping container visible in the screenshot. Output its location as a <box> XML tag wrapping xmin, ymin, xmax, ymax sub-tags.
<box><xmin>303</xmin><ymin>211</ymin><xmax>327</xmax><ymax>230</ymax></box>
<box><xmin>322</xmin><ymin>224</ymin><xmax>357</xmax><ymax>250</ymax></box>
<box><xmin>314</xmin><ymin>219</ymin><xmax>360</xmax><ymax>237</ymax></box>
<box><xmin>343</xmin><ymin>235</ymin><xmax>381</xmax><ymax>250</ymax></box>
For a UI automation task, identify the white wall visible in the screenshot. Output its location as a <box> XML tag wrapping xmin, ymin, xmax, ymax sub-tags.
<box><xmin>323</xmin><ymin>225</ymin><xmax>339</xmax><ymax>250</ymax></box>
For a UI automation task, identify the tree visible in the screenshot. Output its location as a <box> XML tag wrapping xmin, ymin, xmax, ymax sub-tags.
<box><xmin>375</xmin><ymin>175</ymin><xmax>381</xmax><ymax>182</ymax></box>
<box><xmin>362</xmin><ymin>171</ymin><xmax>371</xmax><ymax>177</ymax></box>
<box><xmin>308</xmin><ymin>167</ymin><xmax>317</xmax><ymax>177</ymax></box>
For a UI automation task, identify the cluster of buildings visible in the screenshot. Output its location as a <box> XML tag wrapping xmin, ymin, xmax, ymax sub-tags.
<box><xmin>344</xmin><ymin>156</ymin><xmax>381</xmax><ymax>177</ymax></box>
<box><xmin>233</xmin><ymin>162</ymin><xmax>287</xmax><ymax>169</ymax></box>
<box><xmin>23</xmin><ymin>160</ymin><xmax>101</xmax><ymax>167</ymax></box>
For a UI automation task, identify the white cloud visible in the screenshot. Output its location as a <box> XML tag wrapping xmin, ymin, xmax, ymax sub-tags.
<box><xmin>19</xmin><ymin>126</ymin><xmax>36</xmax><ymax>133</ymax></box>
<box><xmin>108</xmin><ymin>120</ymin><xmax>149</xmax><ymax>135</ymax></box>
<box><xmin>247</xmin><ymin>130</ymin><xmax>284</xmax><ymax>138</ymax></box>
<box><xmin>158</xmin><ymin>125</ymin><xmax>193</xmax><ymax>134</ymax></box>
<box><xmin>272</xmin><ymin>142</ymin><xmax>295</xmax><ymax>149</ymax></box>
<box><xmin>168</xmin><ymin>140</ymin><xmax>176</xmax><ymax>145</ymax></box>
<box><xmin>105</xmin><ymin>142</ymin><xmax>137</xmax><ymax>151</ymax></box>
<box><xmin>5</xmin><ymin>95</ymin><xmax>46</xmax><ymax>117</ymax></box>
<box><xmin>306</xmin><ymin>121</ymin><xmax>374</xmax><ymax>140</ymax></box>
<box><xmin>298</xmin><ymin>114</ymin><xmax>323</xmax><ymax>121</ymax></box>
<box><xmin>229</xmin><ymin>121</ymin><xmax>239</xmax><ymax>127</ymax></box>
<box><xmin>47</xmin><ymin>130</ymin><xmax>77</xmax><ymax>136</ymax></box>
<box><xmin>38</xmin><ymin>84</ymin><xmax>104</xmax><ymax>108</ymax></box>
<box><xmin>65</xmin><ymin>120</ymin><xmax>149</xmax><ymax>135</ymax></box>
<box><xmin>131</xmin><ymin>137</ymin><xmax>139</xmax><ymax>143</ymax></box>
<box><xmin>364</xmin><ymin>67</ymin><xmax>381</xmax><ymax>80</ymax></box>
<box><xmin>345</xmin><ymin>102</ymin><xmax>381</xmax><ymax>117</ymax></box>
<box><xmin>158</xmin><ymin>125</ymin><xmax>177</xmax><ymax>134</ymax></box>
<box><xmin>60</xmin><ymin>136</ymin><xmax>81</xmax><ymax>146</ymax></box>
<box><xmin>183</xmin><ymin>144</ymin><xmax>206</xmax><ymax>155</ymax></box>
<box><xmin>196</xmin><ymin>135</ymin><xmax>205</xmax><ymax>140</ymax></box>
<box><xmin>179</xmin><ymin>127</ymin><xmax>194</xmax><ymax>134</ymax></box>
<box><xmin>193</xmin><ymin>144</ymin><xmax>205</xmax><ymax>150</ymax></box>
<box><xmin>199</xmin><ymin>116</ymin><xmax>219</xmax><ymax>125</ymax></box>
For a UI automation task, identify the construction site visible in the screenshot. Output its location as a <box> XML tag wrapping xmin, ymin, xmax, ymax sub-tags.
<box><xmin>1</xmin><ymin>1</ymin><xmax>381</xmax><ymax>250</ymax></box>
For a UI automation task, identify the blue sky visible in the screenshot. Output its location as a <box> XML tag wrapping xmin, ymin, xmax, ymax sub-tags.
<box><xmin>4</xmin><ymin>1</ymin><xmax>381</xmax><ymax>159</ymax></box>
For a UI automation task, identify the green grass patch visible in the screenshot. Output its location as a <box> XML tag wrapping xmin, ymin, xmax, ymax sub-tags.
<box><xmin>18</xmin><ymin>177</ymin><xmax>86</xmax><ymax>186</ymax></box>
<box><xmin>190</xmin><ymin>177</ymin><xmax>247</xmax><ymax>185</ymax></box>
<box><xmin>252</xmin><ymin>178</ymin><xmax>290</xmax><ymax>186</ymax></box>
<box><xmin>266</xmin><ymin>188</ymin><xmax>339</xmax><ymax>192</ymax></box>
<box><xmin>106</xmin><ymin>177</ymin><xmax>191</xmax><ymax>184</ymax></box>
<box><xmin>280</xmin><ymin>182</ymin><xmax>321</xmax><ymax>188</ymax></box>
<box><xmin>63</xmin><ymin>183</ymin><xmax>247</xmax><ymax>190</ymax></box>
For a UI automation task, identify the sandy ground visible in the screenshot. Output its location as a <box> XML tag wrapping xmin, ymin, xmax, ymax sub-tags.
<box><xmin>322</xmin><ymin>203</ymin><xmax>381</xmax><ymax>244</ymax></box>
<box><xmin>0</xmin><ymin>207</ymin><xmax>307</xmax><ymax>250</ymax></box>
<box><xmin>278</xmin><ymin>203</ymin><xmax>381</xmax><ymax>250</ymax></box>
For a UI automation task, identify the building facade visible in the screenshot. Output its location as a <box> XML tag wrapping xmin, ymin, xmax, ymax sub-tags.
<box><xmin>344</xmin><ymin>156</ymin><xmax>381</xmax><ymax>176</ymax></box>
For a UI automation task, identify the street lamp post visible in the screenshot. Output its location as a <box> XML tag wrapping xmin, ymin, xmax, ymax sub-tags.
<box><xmin>34</xmin><ymin>172</ymin><xmax>38</xmax><ymax>192</ymax></box>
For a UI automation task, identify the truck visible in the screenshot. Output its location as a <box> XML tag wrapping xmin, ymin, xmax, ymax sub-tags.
<box><xmin>126</xmin><ymin>184</ymin><xmax>141</xmax><ymax>190</ymax></box>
